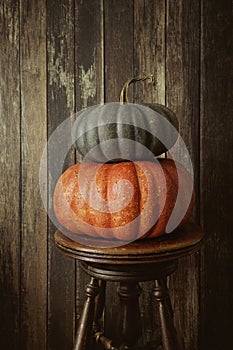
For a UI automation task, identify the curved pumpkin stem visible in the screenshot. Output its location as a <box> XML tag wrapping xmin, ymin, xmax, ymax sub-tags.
<box><xmin>119</xmin><ymin>73</ymin><xmax>154</xmax><ymax>103</ymax></box>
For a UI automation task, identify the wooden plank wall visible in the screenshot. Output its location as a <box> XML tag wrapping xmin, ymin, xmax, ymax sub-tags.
<box><xmin>200</xmin><ymin>0</ymin><xmax>233</xmax><ymax>349</ymax></box>
<box><xmin>0</xmin><ymin>0</ymin><xmax>232</xmax><ymax>349</ymax></box>
<box><xmin>0</xmin><ymin>1</ymin><xmax>20</xmax><ymax>348</ymax></box>
<box><xmin>166</xmin><ymin>1</ymin><xmax>200</xmax><ymax>349</ymax></box>
<box><xmin>47</xmin><ymin>0</ymin><xmax>75</xmax><ymax>349</ymax></box>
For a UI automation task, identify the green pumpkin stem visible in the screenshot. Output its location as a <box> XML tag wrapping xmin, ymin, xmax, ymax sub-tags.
<box><xmin>119</xmin><ymin>73</ymin><xmax>154</xmax><ymax>103</ymax></box>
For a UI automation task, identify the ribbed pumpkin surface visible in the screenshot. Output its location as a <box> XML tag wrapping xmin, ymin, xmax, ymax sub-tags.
<box><xmin>72</xmin><ymin>103</ymin><xmax>179</xmax><ymax>162</ymax></box>
<box><xmin>53</xmin><ymin>159</ymin><xmax>193</xmax><ymax>241</ymax></box>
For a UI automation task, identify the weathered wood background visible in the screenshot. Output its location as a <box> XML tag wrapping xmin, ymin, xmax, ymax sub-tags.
<box><xmin>0</xmin><ymin>0</ymin><xmax>232</xmax><ymax>349</ymax></box>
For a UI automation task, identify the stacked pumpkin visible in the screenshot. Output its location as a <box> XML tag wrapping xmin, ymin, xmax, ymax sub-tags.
<box><xmin>53</xmin><ymin>74</ymin><xmax>194</xmax><ymax>242</ymax></box>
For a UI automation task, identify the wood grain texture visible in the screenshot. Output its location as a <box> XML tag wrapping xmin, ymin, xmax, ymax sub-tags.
<box><xmin>75</xmin><ymin>0</ymin><xmax>104</xmax><ymax>109</ymax></box>
<box><xmin>104</xmin><ymin>0</ymin><xmax>134</xmax><ymax>103</ymax></box>
<box><xmin>47</xmin><ymin>0</ymin><xmax>75</xmax><ymax>349</ymax></box>
<box><xmin>200</xmin><ymin>0</ymin><xmax>233</xmax><ymax>348</ymax></box>
<box><xmin>20</xmin><ymin>0</ymin><xmax>47</xmax><ymax>348</ymax></box>
<box><xmin>74</xmin><ymin>0</ymin><xmax>104</xmax><ymax>344</ymax></box>
<box><xmin>104</xmin><ymin>0</ymin><xmax>134</xmax><ymax>344</ymax></box>
<box><xmin>133</xmin><ymin>1</ymin><xmax>166</xmax><ymax>345</ymax></box>
<box><xmin>166</xmin><ymin>0</ymin><xmax>201</xmax><ymax>348</ymax></box>
<box><xmin>0</xmin><ymin>1</ymin><xmax>20</xmax><ymax>348</ymax></box>
<box><xmin>134</xmin><ymin>0</ymin><xmax>165</xmax><ymax>104</ymax></box>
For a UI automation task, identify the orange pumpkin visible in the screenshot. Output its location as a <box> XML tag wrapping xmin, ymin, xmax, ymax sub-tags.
<box><xmin>53</xmin><ymin>159</ymin><xmax>194</xmax><ymax>241</ymax></box>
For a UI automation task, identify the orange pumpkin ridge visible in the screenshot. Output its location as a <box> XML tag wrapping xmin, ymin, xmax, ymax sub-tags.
<box><xmin>53</xmin><ymin>160</ymin><xmax>194</xmax><ymax>241</ymax></box>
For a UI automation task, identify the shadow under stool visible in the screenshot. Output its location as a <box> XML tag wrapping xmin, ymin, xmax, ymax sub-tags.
<box><xmin>54</xmin><ymin>222</ymin><xmax>203</xmax><ymax>350</ymax></box>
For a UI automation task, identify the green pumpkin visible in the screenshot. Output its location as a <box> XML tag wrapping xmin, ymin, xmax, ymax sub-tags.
<box><xmin>72</xmin><ymin>74</ymin><xmax>179</xmax><ymax>162</ymax></box>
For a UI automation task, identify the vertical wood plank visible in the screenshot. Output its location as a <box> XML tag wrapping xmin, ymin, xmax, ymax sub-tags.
<box><xmin>200</xmin><ymin>0</ymin><xmax>233</xmax><ymax>348</ymax></box>
<box><xmin>20</xmin><ymin>0</ymin><xmax>47</xmax><ymax>348</ymax></box>
<box><xmin>75</xmin><ymin>0</ymin><xmax>104</xmax><ymax>109</ymax></box>
<box><xmin>47</xmin><ymin>1</ymin><xmax>76</xmax><ymax>349</ymax></box>
<box><xmin>74</xmin><ymin>0</ymin><xmax>104</xmax><ymax>343</ymax></box>
<box><xmin>134</xmin><ymin>0</ymin><xmax>166</xmax><ymax>346</ymax></box>
<box><xmin>104</xmin><ymin>0</ymin><xmax>134</xmax><ymax>103</ymax></box>
<box><xmin>104</xmin><ymin>0</ymin><xmax>134</xmax><ymax>344</ymax></box>
<box><xmin>0</xmin><ymin>1</ymin><xmax>20</xmax><ymax>349</ymax></box>
<box><xmin>134</xmin><ymin>0</ymin><xmax>165</xmax><ymax>104</ymax></box>
<box><xmin>166</xmin><ymin>0</ymin><xmax>200</xmax><ymax>349</ymax></box>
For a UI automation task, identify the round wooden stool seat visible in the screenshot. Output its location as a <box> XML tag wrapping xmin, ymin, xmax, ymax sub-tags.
<box><xmin>54</xmin><ymin>222</ymin><xmax>203</xmax><ymax>350</ymax></box>
<box><xmin>55</xmin><ymin>221</ymin><xmax>203</xmax><ymax>264</ymax></box>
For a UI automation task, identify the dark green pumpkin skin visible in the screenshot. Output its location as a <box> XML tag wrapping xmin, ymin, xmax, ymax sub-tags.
<box><xmin>143</xmin><ymin>103</ymin><xmax>179</xmax><ymax>131</ymax></box>
<box><xmin>72</xmin><ymin>102</ymin><xmax>179</xmax><ymax>162</ymax></box>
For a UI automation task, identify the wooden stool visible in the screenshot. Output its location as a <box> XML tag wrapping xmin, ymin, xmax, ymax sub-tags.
<box><xmin>54</xmin><ymin>222</ymin><xmax>203</xmax><ymax>350</ymax></box>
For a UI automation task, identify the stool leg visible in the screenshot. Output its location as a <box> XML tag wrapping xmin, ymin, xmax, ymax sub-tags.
<box><xmin>153</xmin><ymin>279</ymin><xmax>180</xmax><ymax>350</ymax></box>
<box><xmin>93</xmin><ymin>280</ymin><xmax>106</xmax><ymax>333</ymax></box>
<box><xmin>117</xmin><ymin>282</ymin><xmax>142</xmax><ymax>349</ymax></box>
<box><xmin>74</xmin><ymin>277</ymin><xmax>99</xmax><ymax>350</ymax></box>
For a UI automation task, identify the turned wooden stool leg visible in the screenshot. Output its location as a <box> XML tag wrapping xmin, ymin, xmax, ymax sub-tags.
<box><xmin>153</xmin><ymin>278</ymin><xmax>180</xmax><ymax>350</ymax></box>
<box><xmin>74</xmin><ymin>277</ymin><xmax>99</xmax><ymax>350</ymax></box>
<box><xmin>117</xmin><ymin>282</ymin><xmax>142</xmax><ymax>349</ymax></box>
<box><xmin>93</xmin><ymin>280</ymin><xmax>106</xmax><ymax>333</ymax></box>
